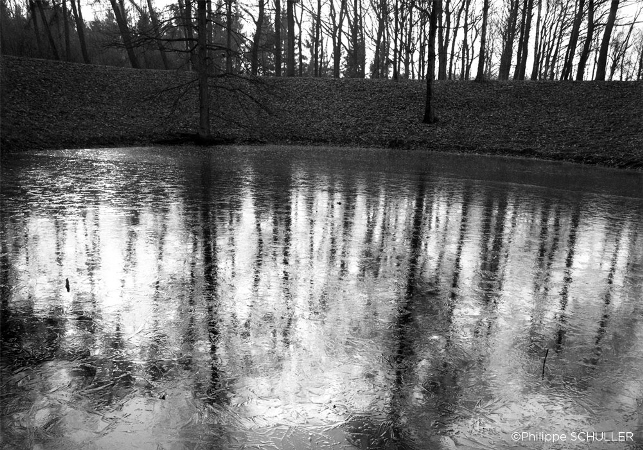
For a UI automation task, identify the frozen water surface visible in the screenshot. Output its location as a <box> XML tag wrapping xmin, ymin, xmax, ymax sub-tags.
<box><xmin>1</xmin><ymin>146</ymin><xmax>642</xmax><ymax>450</ymax></box>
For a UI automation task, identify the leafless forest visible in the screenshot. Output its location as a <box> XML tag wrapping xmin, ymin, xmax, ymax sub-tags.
<box><xmin>1</xmin><ymin>0</ymin><xmax>642</xmax><ymax>80</ymax></box>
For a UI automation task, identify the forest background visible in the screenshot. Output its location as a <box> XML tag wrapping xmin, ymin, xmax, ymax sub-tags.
<box><xmin>1</xmin><ymin>0</ymin><xmax>642</xmax><ymax>81</ymax></box>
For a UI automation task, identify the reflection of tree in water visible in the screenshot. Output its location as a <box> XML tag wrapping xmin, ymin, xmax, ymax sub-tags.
<box><xmin>200</xmin><ymin>159</ymin><xmax>225</xmax><ymax>404</ymax></box>
<box><xmin>476</xmin><ymin>191</ymin><xmax>508</xmax><ymax>304</ymax></box>
<box><xmin>527</xmin><ymin>202</ymin><xmax>562</xmax><ymax>356</ymax></box>
<box><xmin>276</xmin><ymin>172</ymin><xmax>294</xmax><ymax>346</ymax></box>
<box><xmin>589</xmin><ymin>222</ymin><xmax>624</xmax><ymax>363</ymax></box>
<box><xmin>554</xmin><ymin>206</ymin><xmax>581</xmax><ymax>354</ymax></box>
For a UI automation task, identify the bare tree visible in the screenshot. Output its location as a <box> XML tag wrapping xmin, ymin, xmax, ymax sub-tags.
<box><xmin>146</xmin><ymin>0</ymin><xmax>170</xmax><ymax>69</ymax></box>
<box><xmin>423</xmin><ymin>0</ymin><xmax>438</xmax><ymax>123</ymax></box>
<box><xmin>286</xmin><ymin>0</ymin><xmax>295</xmax><ymax>75</ymax></box>
<box><xmin>596</xmin><ymin>0</ymin><xmax>619</xmax><ymax>80</ymax></box>
<box><xmin>498</xmin><ymin>0</ymin><xmax>519</xmax><ymax>79</ymax></box>
<box><xmin>475</xmin><ymin>0</ymin><xmax>489</xmax><ymax>80</ymax></box>
<box><xmin>575</xmin><ymin>0</ymin><xmax>594</xmax><ymax>79</ymax></box>
<box><xmin>197</xmin><ymin>0</ymin><xmax>210</xmax><ymax>138</ymax></box>
<box><xmin>69</xmin><ymin>0</ymin><xmax>90</xmax><ymax>63</ymax></box>
<box><xmin>275</xmin><ymin>0</ymin><xmax>282</xmax><ymax>75</ymax></box>
<box><xmin>61</xmin><ymin>0</ymin><xmax>71</xmax><ymax>59</ymax></box>
<box><xmin>108</xmin><ymin>0</ymin><xmax>139</xmax><ymax>68</ymax></box>
<box><xmin>36</xmin><ymin>0</ymin><xmax>60</xmax><ymax>59</ymax></box>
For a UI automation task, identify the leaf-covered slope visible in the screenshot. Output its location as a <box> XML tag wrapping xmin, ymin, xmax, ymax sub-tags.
<box><xmin>2</xmin><ymin>56</ymin><xmax>642</xmax><ymax>169</ymax></box>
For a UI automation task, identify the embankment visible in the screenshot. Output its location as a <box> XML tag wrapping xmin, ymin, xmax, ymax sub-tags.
<box><xmin>2</xmin><ymin>56</ymin><xmax>642</xmax><ymax>168</ymax></box>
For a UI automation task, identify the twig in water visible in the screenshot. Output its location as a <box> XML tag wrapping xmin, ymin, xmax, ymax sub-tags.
<box><xmin>542</xmin><ymin>348</ymin><xmax>549</xmax><ymax>379</ymax></box>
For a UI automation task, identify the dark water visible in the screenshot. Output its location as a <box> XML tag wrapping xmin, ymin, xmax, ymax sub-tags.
<box><xmin>1</xmin><ymin>146</ymin><xmax>642</xmax><ymax>450</ymax></box>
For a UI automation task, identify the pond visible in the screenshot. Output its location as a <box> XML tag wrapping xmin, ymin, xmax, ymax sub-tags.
<box><xmin>1</xmin><ymin>146</ymin><xmax>642</xmax><ymax>450</ymax></box>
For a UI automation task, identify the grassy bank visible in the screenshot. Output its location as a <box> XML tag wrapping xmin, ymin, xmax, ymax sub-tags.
<box><xmin>2</xmin><ymin>56</ymin><xmax>642</xmax><ymax>169</ymax></box>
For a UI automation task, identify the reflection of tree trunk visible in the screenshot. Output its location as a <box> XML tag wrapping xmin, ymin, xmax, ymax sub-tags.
<box><xmin>201</xmin><ymin>164</ymin><xmax>221</xmax><ymax>400</ymax></box>
<box><xmin>593</xmin><ymin>225</ymin><xmax>623</xmax><ymax>351</ymax></box>
<box><xmin>533</xmin><ymin>202</ymin><xmax>562</xmax><ymax>296</ymax></box>
<box><xmin>478</xmin><ymin>194</ymin><xmax>507</xmax><ymax>300</ymax></box>
<box><xmin>272</xmin><ymin>176</ymin><xmax>293</xmax><ymax>344</ymax></box>
<box><xmin>179</xmin><ymin>234</ymin><xmax>200</xmax><ymax>371</ymax></box>
<box><xmin>393</xmin><ymin>178</ymin><xmax>426</xmax><ymax>406</ymax></box>
<box><xmin>554</xmin><ymin>207</ymin><xmax>581</xmax><ymax>353</ymax></box>
<box><xmin>339</xmin><ymin>188</ymin><xmax>356</xmax><ymax>277</ymax></box>
<box><xmin>0</xmin><ymin>227</ymin><xmax>10</xmax><ymax>325</ymax></box>
<box><xmin>372</xmin><ymin>192</ymin><xmax>390</xmax><ymax>279</ymax></box>
<box><xmin>449</xmin><ymin>189</ymin><xmax>471</xmax><ymax>306</ymax></box>
<box><xmin>253</xmin><ymin>206</ymin><xmax>264</xmax><ymax>292</ymax></box>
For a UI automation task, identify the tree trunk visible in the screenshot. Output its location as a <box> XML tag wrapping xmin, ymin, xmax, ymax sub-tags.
<box><xmin>296</xmin><ymin>2</ymin><xmax>303</xmax><ymax>76</ymax></box>
<box><xmin>351</xmin><ymin>0</ymin><xmax>359</xmax><ymax>76</ymax></box>
<box><xmin>251</xmin><ymin>0</ymin><xmax>265</xmax><ymax>75</ymax></box>
<box><xmin>418</xmin><ymin>5</ymin><xmax>426</xmax><ymax>78</ymax></box>
<box><xmin>332</xmin><ymin>0</ymin><xmax>346</xmax><ymax>77</ymax></box>
<box><xmin>147</xmin><ymin>0</ymin><xmax>170</xmax><ymax>69</ymax></box>
<box><xmin>516</xmin><ymin>0</ymin><xmax>533</xmax><ymax>79</ymax></box>
<box><xmin>392</xmin><ymin>0</ymin><xmax>399</xmax><ymax>79</ymax></box>
<box><xmin>529</xmin><ymin>0</ymin><xmax>542</xmax><ymax>79</ymax></box>
<box><xmin>36</xmin><ymin>0</ymin><xmax>60</xmax><ymax>59</ymax></box>
<box><xmin>561</xmin><ymin>0</ymin><xmax>585</xmax><ymax>80</ymax></box>
<box><xmin>423</xmin><ymin>0</ymin><xmax>438</xmax><ymax>123</ymax></box>
<box><xmin>286</xmin><ymin>0</ymin><xmax>295</xmax><ymax>75</ymax></box>
<box><xmin>460</xmin><ymin>0</ymin><xmax>470</xmax><ymax>79</ymax></box>
<box><xmin>109</xmin><ymin>0</ymin><xmax>139</xmax><ymax>68</ymax></box>
<box><xmin>275</xmin><ymin>0</ymin><xmax>282</xmax><ymax>76</ymax></box>
<box><xmin>513</xmin><ymin>0</ymin><xmax>527</xmax><ymax>79</ymax></box>
<box><xmin>69</xmin><ymin>0</ymin><xmax>90</xmax><ymax>63</ymax></box>
<box><xmin>359</xmin><ymin>0</ymin><xmax>365</xmax><ymax>77</ymax></box>
<box><xmin>397</xmin><ymin>0</ymin><xmax>405</xmax><ymax>78</ymax></box>
<box><xmin>186</xmin><ymin>0</ymin><xmax>198</xmax><ymax>69</ymax></box>
<box><xmin>29</xmin><ymin>0</ymin><xmax>44</xmax><ymax>57</ymax></box>
<box><xmin>448</xmin><ymin>0</ymin><xmax>464</xmax><ymax>79</ymax></box>
<box><xmin>207</xmin><ymin>0</ymin><xmax>213</xmax><ymax>72</ymax></box>
<box><xmin>197</xmin><ymin>0</ymin><xmax>210</xmax><ymax>138</ymax></box>
<box><xmin>404</xmin><ymin>1</ymin><xmax>413</xmax><ymax>78</ymax></box>
<box><xmin>475</xmin><ymin>0</ymin><xmax>489</xmax><ymax>81</ymax></box>
<box><xmin>549</xmin><ymin>21</ymin><xmax>563</xmax><ymax>79</ymax></box>
<box><xmin>575</xmin><ymin>0</ymin><xmax>593</xmax><ymax>79</ymax></box>
<box><xmin>595</xmin><ymin>0</ymin><xmax>618</xmax><ymax>80</ymax></box>
<box><xmin>314</xmin><ymin>0</ymin><xmax>321</xmax><ymax>76</ymax></box>
<box><xmin>61</xmin><ymin>0</ymin><xmax>71</xmax><ymax>59</ymax></box>
<box><xmin>177</xmin><ymin>0</ymin><xmax>191</xmax><ymax>69</ymax></box>
<box><xmin>498</xmin><ymin>0</ymin><xmax>519</xmax><ymax>80</ymax></box>
<box><xmin>438</xmin><ymin>0</ymin><xmax>450</xmax><ymax>79</ymax></box>
<box><xmin>225</xmin><ymin>0</ymin><xmax>233</xmax><ymax>72</ymax></box>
